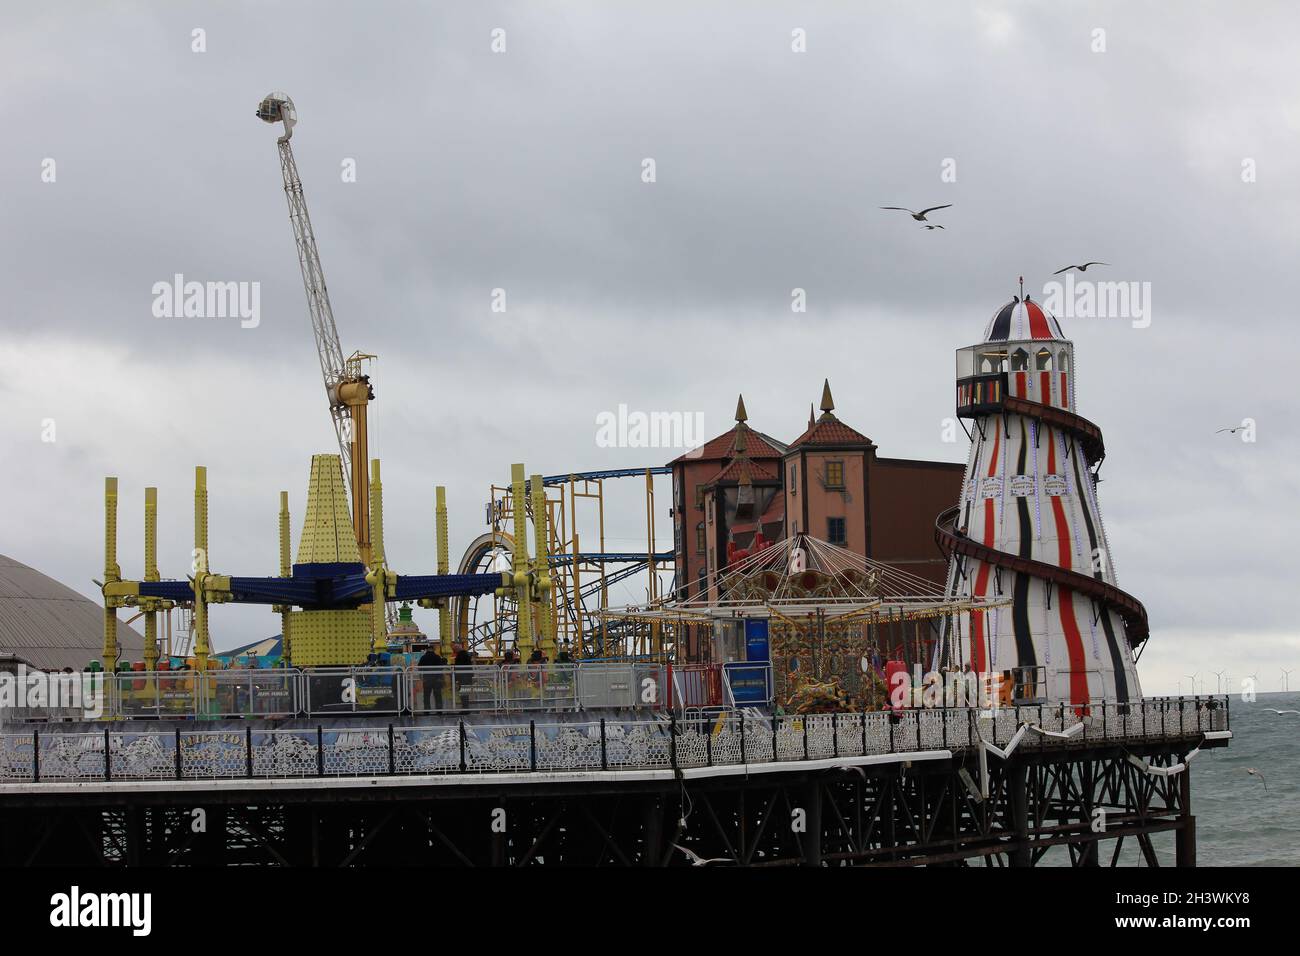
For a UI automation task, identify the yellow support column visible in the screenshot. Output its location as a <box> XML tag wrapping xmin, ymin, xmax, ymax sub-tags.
<box><xmin>279</xmin><ymin>490</ymin><xmax>292</xmax><ymax>661</ymax></box>
<box><xmin>143</xmin><ymin>487</ymin><xmax>160</xmax><ymax>671</ymax></box>
<box><xmin>367</xmin><ymin>459</ymin><xmax>388</xmax><ymax>649</ymax></box>
<box><xmin>103</xmin><ymin>477</ymin><xmax>121</xmax><ymax>671</ymax></box>
<box><xmin>511</xmin><ymin>464</ymin><xmax>533</xmax><ymax>657</ymax></box>
<box><xmin>193</xmin><ymin>466</ymin><xmax>211</xmax><ymax>672</ymax></box>
<box><xmin>436</xmin><ymin>485</ymin><xmax>452</xmax><ymax>656</ymax></box>
<box><xmin>338</xmin><ymin>378</ymin><xmax>373</xmax><ymax>567</ymax></box>
<box><xmin>530</xmin><ymin>473</ymin><xmax>555</xmax><ymax>658</ymax></box>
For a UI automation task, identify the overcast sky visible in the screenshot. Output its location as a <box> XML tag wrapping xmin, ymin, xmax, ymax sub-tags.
<box><xmin>2</xmin><ymin>1</ymin><xmax>1297</xmax><ymax>695</ymax></box>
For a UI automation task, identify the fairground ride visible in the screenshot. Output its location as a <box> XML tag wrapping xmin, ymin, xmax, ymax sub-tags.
<box><xmin>455</xmin><ymin>468</ymin><xmax>675</xmax><ymax>660</ymax></box>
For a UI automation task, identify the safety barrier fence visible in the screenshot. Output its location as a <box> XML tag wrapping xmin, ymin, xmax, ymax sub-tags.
<box><xmin>6</xmin><ymin>664</ymin><xmax>674</xmax><ymax>722</ymax></box>
<box><xmin>722</xmin><ymin>662</ymin><xmax>773</xmax><ymax>708</ymax></box>
<box><xmin>0</xmin><ymin>696</ymin><xmax>1227</xmax><ymax>784</ymax></box>
<box><xmin>669</xmin><ymin>663</ymin><xmax>723</xmax><ymax>709</ymax></box>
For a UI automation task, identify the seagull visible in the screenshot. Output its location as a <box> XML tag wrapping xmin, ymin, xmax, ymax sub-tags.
<box><xmin>922</xmin><ymin>224</ymin><xmax>945</xmax><ymax>230</ymax></box>
<box><xmin>1245</xmin><ymin>768</ymin><xmax>1268</xmax><ymax>790</ymax></box>
<box><xmin>1215</xmin><ymin>425</ymin><xmax>1245</xmax><ymax>434</ymax></box>
<box><xmin>1053</xmin><ymin>261</ymin><xmax>1107</xmax><ymax>274</ymax></box>
<box><xmin>834</xmin><ymin>764</ymin><xmax>867</xmax><ymax>779</ymax></box>
<box><xmin>880</xmin><ymin>204</ymin><xmax>952</xmax><ymax>222</ymax></box>
<box><xmin>673</xmin><ymin>843</ymin><xmax>731</xmax><ymax>866</ymax></box>
<box><xmin>1265</xmin><ymin>709</ymin><xmax>1300</xmax><ymax>716</ymax></box>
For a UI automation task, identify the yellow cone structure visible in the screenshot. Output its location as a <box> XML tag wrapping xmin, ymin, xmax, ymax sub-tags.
<box><xmin>287</xmin><ymin>454</ymin><xmax>371</xmax><ymax>666</ymax></box>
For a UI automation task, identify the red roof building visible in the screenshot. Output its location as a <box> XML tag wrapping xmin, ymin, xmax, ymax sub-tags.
<box><xmin>668</xmin><ymin>382</ymin><xmax>963</xmax><ymax>644</ymax></box>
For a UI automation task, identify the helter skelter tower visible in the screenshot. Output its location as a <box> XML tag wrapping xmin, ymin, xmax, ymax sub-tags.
<box><xmin>936</xmin><ymin>288</ymin><xmax>1148</xmax><ymax>706</ymax></box>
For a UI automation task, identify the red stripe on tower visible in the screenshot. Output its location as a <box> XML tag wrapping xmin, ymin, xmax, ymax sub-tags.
<box><xmin>1026</xmin><ymin>300</ymin><xmax>1052</xmax><ymax>339</ymax></box>
<box><xmin>970</xmin><ymin>428</ymin><xmax>1002</xmax><ymax>673</ymax></box>
<box><xmin>1047</xmin><ymin>430</ymin><xmax>1089</xmax><ymax>707</ymax></box>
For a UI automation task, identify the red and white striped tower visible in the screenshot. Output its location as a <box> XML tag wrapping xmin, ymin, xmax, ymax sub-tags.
<box><xmin>937</xmin><ymin>288</ymin><xmax>1147</xmax><ymax>705</ymax></box>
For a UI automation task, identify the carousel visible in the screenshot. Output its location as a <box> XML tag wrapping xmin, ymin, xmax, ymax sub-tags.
<box><xmin>599</xmin><ymin>533</ymin><xmax>1009</xmax><ymax>713</ymax></box>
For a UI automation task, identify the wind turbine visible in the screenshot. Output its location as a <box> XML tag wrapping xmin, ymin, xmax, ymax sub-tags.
<box><xmin>1184</xmin><ymin>672</ymin><xmax>1200</xmax><ymax>697</ymax></box>
<box><xmin>1283</xmin><ymin>668</ymin><xmax>1294</xmax><ymax>693</ymax></box>
<box><xmin>1212</xmin><ymin>669</ymin><xmax>1226</xmax><ymax>694</ymax></box>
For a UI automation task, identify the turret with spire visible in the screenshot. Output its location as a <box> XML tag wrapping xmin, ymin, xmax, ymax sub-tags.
<box><xmin>819</xmin><ymin>378</ymin><xmax>836</xmax><ymax>422</ymax></box>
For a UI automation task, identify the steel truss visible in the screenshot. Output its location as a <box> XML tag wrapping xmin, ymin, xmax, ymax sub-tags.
<box><xmin>0</xmin><ymin>739</ymin><xmax>1206</xmax><ymax>867</ymax></box>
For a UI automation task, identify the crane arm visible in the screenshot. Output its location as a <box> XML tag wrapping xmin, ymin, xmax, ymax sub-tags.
<box><xmin>257</xmin><ymin>93</ymin><xmax>355</xmax><ymax>494</ymax></box>
<box><xmin>258</xmin><ymin>92</ymin><xmax>375</xmax><ymax>569</ymax></box>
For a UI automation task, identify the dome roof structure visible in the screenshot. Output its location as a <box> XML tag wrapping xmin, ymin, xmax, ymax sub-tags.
<box><xmin>983</xmin><ymin>296</ymin><xmax>1064</xmax><ymax>342</ymax></box>
<box><xmin>0</xmin><ymin>554</ymin><xmax>143</xmax><ymax>671</ymax></box>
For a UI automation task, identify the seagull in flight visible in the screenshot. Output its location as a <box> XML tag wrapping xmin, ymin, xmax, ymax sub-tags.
<box><xmin>922</xmin><ymin>224</ymin><xmax>945</xmax><ymax>230</ymax></box>
<box><xmin>880</xmin><ymin>204</ymin><xmax>952</xmax><ymax>222</ymax></box>
<box><xmin>1216</xmin><ymin>425</ymin><xmax>1245</xmax><ymax>434</ymax></box>
<box><xmin>1053</xmin><ymin>262</ymin><xmax>1107</xmax><ymax>274</ymax></box>
<box><xmin>1265</xmin><ymin>709</ymin><xmax>1300</xmax><ymax>715</ymax></box>
<box><xmin>1245</xmin><ymin>767</ymin><xmax>1268</xmax><ymax>790</ymax></box>
<box><xmin>673</xmin><ymin>843</ymin><xmax>732</xmax><ymax>866</ymax></box>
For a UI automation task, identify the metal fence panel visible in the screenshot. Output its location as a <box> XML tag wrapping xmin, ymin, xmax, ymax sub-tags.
<box><xmin>110</xmin><ymin>733</ymin><xmax>177</xmax><ymax>779</ymax></box>
<box><xmin>37</xmin><ymin>732</ymin><xmax>108</xmax><ymax>780</ymax></box>
<box><xmin>501</xmin><ymin>665</ymin><xmax>578</xmax><ymax>712</ymax></box>
<box><xmin>251</xmin><ymin>729</ymin><xmax>319</xmax><ymax>777</ymax></box>
<box><xmin>180</xmin><ymin>730</ymin><xmax>246</xmax><ymax>778</ymax></box>
<box><xmin>671</xmin><ymin>664</ymin><xmax>722</xmax><ymax>709</ymax></box>
<box><xmin>0</xmin><ymin>733</ymin><xmax>35</xmax><ymax>779</ymax></box>
<box><xmin>0</xmin><ymin>694</ymin><xmax>1232</xmax><ymax>784</ymax></box>
<box><xmin>535</xmin><ymin>721</ymin><xmax>604</xmax><ymax>771</ymax></box>
<box><xmin>408</xmin><ymin>666</ymin><xmax>466</xmax><ymax>714</ymax></box>
<box><xmin>206</xmin><ymin>670</ymin><xmax>300</xmax><ymax>718</ymax></box>
<box><xmin>303</xmin><ymin>667</ymin><xmax>404</xmax><ymax>716</ymax></box>
<box><xmin>722</xmin><ymin>662</ymin><xmax>773</xmax><ymax>707</ymax></box>
<box><xmin>445</xmin><ymin>667</ymin><xmax>503</xmax><ymax>713</ymax></box>
<box><xmin>710</xmin><ymin>716</ymin><xmax>744</xmax><ymax>765</ymax></box>
<box><xmin>394</xmin><ymin>726</ymin><xmax>462</xmax><ymax>774</ymax></box>
<box><xmin>113</xmin><ymin>671</ymin><xmax>201</xmax><ymax>718</ymax></box>
<box><xmin>465</xmin><ymin>723</ymin><xmax>532</xmax><ymax>772</ymax></box>
<box><xmin>604</xmin><ymin>721</ymin><xmax>673</xmax><ymax>770</ymax></box>
<box><xmin>323</xmin><ymin>728</ymin><xmax>392</xmax><ymax>776</ymax></box>
<box><xmin>673</xmin><ymin>719</ymin><xmax>710</xmax><ymax>768</ymax></box>
<box><xmin>806</xmin><ymin>714</ymin><xmax>837</xmax><ymax>758</ymax></box>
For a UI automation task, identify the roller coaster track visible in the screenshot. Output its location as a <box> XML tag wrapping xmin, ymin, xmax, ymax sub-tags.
<box><xmin>935</xmin><ymin>505</ymin><xmax>1149</xmax><ymax>645</ymax></box>
<box><xmin>530</xmin><ymin>467</ymin><xmax>671</xmax><ymax>488</ymax></box>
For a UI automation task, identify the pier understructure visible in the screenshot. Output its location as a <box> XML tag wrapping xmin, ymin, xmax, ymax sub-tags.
<box><xmin>0</xmin><ymin>694</ymin><xmax>1228</xmax><ymax>867</ymax></box>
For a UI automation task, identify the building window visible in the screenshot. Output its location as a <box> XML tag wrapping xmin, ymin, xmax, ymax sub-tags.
<box><xmin>827</xmin><ymin>517</ymin><xmax>846</xmax><ymax>546</ymax></box>
<box><xmin>825</xmin><ymin>460</ymin><xmax>845</xmax><ymax>489</ymax></box>
<box><xmin>696</xmin><ymin>522</ymin><xmax>706</xmax><ymax>553</ymax></box>
<box><xmin>789</xmin><ymin>464</ymin><xmax>797</xmax><ymax>495</ymax></box>
<box><xmin>695</xmin><ymin>484</ymin><xmax>705</xmax><ymax>509</ymax></box>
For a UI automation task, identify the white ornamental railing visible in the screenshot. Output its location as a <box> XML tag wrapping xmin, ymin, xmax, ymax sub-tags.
<box><xmin>0</xmin><ymin>697</ymin><xmax>1228</xmax><ymax>784</ymax></box>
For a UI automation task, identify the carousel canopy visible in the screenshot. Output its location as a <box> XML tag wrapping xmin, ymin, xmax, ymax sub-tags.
<box><xmin>599</xmin><ymin>533</ymin><xmax>1008</xmax><ymax>625</ymax></box>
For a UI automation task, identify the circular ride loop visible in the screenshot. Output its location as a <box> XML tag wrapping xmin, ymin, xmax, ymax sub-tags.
<box><xmin>452</xmin><ymin>468</ymin><xmax>674</xmax><ymax>661</ymax></box>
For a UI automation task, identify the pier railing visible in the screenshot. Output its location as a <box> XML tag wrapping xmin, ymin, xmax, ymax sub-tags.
<box><xmin>0</xmin><ymin>696</ymin><xmax>1228</xmax><ymax>785</ymax></box>
<box><xmin>13</xmin><ymin>663</ymin><xmax>677</xmax><ymax>722</ymax></box>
